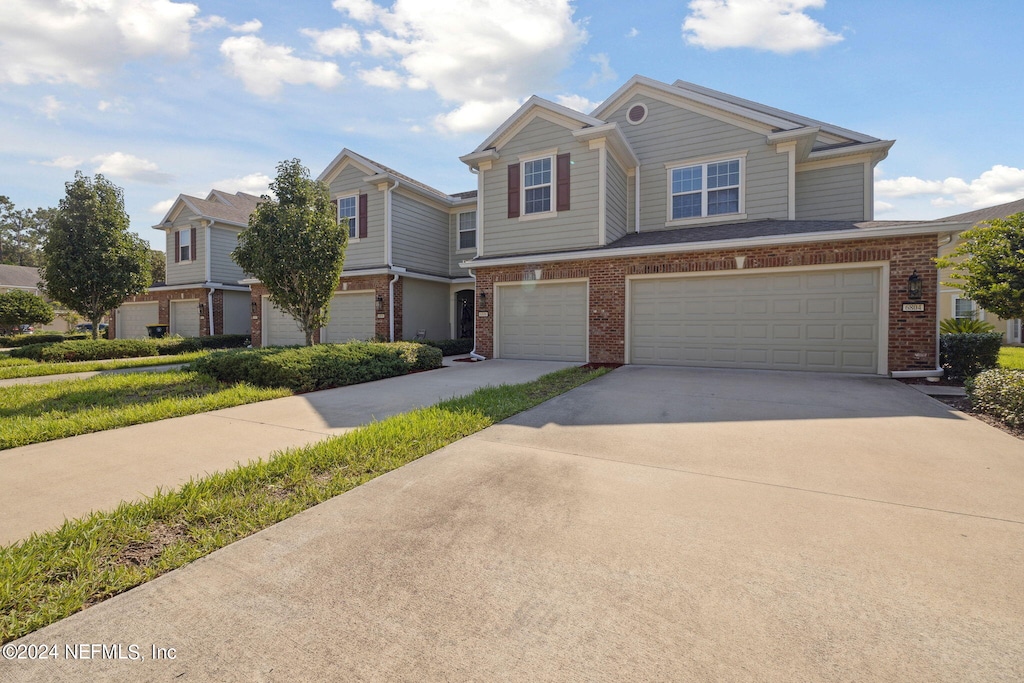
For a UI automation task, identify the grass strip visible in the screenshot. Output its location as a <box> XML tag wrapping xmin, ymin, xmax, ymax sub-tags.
<box><xmin>0</xmin><ymin>371</ymin><xmax>290</xmax><ymax>450</ymax></box>
<box><xmin>0</xmin><ymin>366</ymin><xmax>608</xmax><ymax>642</ymax></box>
<box><xmin>0</xmin><ymin>351</ymin><xmax>209</xmax><ymax>380</ymax></box>
<box><xmin>999</xmin><ymin>346</ymin><xmax>1024</xmax><ymax>370</ymax></box>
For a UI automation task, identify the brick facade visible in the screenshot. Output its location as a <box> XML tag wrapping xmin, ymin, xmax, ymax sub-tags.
<box><xmin>250</xmin><ymin>273</ymin><xmax>406</xmax><ymax>347</ymax></box>
<box><xmin>473</xmin><ymin>234</ymin><xmax>939</xmax><ymax>373</ymax></box>
<box><xmin>109</xmin><ymin>287</ymin><xmax>221</xmax><ymax>338</ymax></box>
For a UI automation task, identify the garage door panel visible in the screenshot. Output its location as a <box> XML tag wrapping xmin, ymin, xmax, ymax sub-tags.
<box><xmin>497</xmin><ymin>282</ymin><xmax>587</xmax><ymax>362</ymax></box>
<box><xmin>117</xmin><ymin>302</ymin><xmax>159</xmax><ymax>339</ymax></box>
<box><xmin>323</xmin><ymin>293</ymin><xmax>374</xmax><ymax>343</ymax></box>
<box><xmin>171</xmin><ymin>301</ymin><xmax>200</xmax><ymax>338</ymax></box>
<box><xmin>629</xmin><ymin>269</ymin><xmax>880</xmax><ymax>373</ymax></box>
<box><xmin>264</xmin><ymin>299</ymin><xmax>305</xmax><ymax>346</ymax></box>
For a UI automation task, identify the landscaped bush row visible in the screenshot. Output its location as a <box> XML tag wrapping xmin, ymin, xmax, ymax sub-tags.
<box><xmin>422</xmin><ymin>338</ymin><xmax>474</xmax><ymax>356</ymax></box>
<box><xmin>189</xmin><ymin>341</ymin><xmax>442</xmax><ymax>392</ymax></box>
<box><xmin>939</xmin><ymin>332</ymin><xmax>1003</xmax><ymax>380</ymax></box>
<box><xmin>0</xmin><ymin>333</ymin><xmax>88</xmax><ymax>347</ymax></box>
<box><xmin>10</xmin><ymin>339</ymin><xmax>159</xmax><ymax>362</ymax></box>
<box><xmin>154</xmin><ymin>334</ymin><xmax>250</xmax><ymax>355</ymax></box>
<box><xmin>967</xmin><ymin>368</ymin><xmax>1024</xmax><ymax>428</ymax></box>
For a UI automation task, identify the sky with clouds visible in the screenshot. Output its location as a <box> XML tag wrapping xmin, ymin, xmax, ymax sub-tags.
<box><xmin>2</xmin><ymin>0</ymin><xmax>1022</xmax><ymax>249</ymax></box>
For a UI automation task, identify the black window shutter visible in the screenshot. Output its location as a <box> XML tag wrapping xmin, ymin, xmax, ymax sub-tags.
<box><xmin>556</xmin><ymin>153</ymin><xmax>570</xmax><ymax>212</ymax></box>
<box><xmin>358</xmin><ymin>194</ymin><xmax>368</xmax><ymax>239</ymax></box>
<box><xmin>190</xmin><ymin>227</ymin><xmax>197</xmax><ymax>261</ymax></box>
<box><xmin>507</xmin><ymin>163</ymin><xmax>520</xmax><ymax>218</ymax></box>
<box><xmin>174</xmin><ymin>230</ymin><xmax>180</xmax><ymax>263</ymax></box>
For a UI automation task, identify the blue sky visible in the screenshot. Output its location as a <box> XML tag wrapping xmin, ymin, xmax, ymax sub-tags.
<box><xmin>2</xmin><ymin>0</ymin><xmax>1022</xmax><ymax>249</ymax></box>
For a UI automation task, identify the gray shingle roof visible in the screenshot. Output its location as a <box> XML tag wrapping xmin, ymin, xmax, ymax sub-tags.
<box><xmin>0</xmin><ymin>264</ymin><xmax>42</xmax><ymax>289</ymax></box>
<box><xmin>607</xmin><ymin>219</ymin><xmax>863</xmax><ymax>249</ymax></box>
<box><xmin>936</xmin><ymin>198</ymin><xmax>1024</xmax><ymax>224</ymax></box>
<box><xmin>179</xmin><ymin>191</ymin><xmax>262</xmax><ymax>226</ymax></box>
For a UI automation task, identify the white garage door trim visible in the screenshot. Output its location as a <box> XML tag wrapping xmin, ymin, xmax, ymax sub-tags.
<box><xmin>170</xmin><ymin>299</ymin><xmax>200</xmax><ymax>338</ymax></box>
<box><xmin>116</xmin><ymin>302</ymin><xmax>159</xmax><ymax>339</ymax></box>
<box><xmin>261</xmin><ymin>295</ymin><xmax>306</xmax><ymax>346</ymax></box>
<box><xmin>625</xmin><ymin>262</ymin><xmax>889</xmax><ymax>374</ymax></box>
<box><xmin>321</xmin><ymin>290</ymin><xmax>375</xmax><ymax>343</ymax></box>
<box><xmin>494</xmin><ymin>278</ymin><xmax>589</xmax><ymax>362</ymax></box>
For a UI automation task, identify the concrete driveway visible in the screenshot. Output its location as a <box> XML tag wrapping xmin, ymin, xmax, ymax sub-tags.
<box><xmin>6</xmin><ymin>366</ymin><xmax>1023</xmax><ymax>682</ymax></box>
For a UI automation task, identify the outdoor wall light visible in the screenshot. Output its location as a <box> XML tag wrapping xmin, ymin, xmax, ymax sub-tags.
<box><xmin>375</xmin><ymin>295</ymin><xmax>384</xmax><ymax>311</ymax></box>
<box><xmin>197</xmin><ymin>303</ymin><xmax>207</xmax><ymax>316</ymax></box>
<box><xmin>251</xmin><ymin>300</ymin><xmax>258</xmax><ymax>315</ymax></box>
<box><xmin>908</xmin><ymin>270</ymin><xmax>922</xmax><ymax>300</ymax></box>
<box><xmin>479</xmin><ymin>291</ymin><xmax>488</xmax><ymax>308</ymax></box>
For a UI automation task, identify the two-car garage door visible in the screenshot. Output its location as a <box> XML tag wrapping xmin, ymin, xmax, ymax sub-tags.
<box><xmin>629</xmin><ymin>268</ymin><xmax>881</xmax><ymax>373</ymax></box>
<box><xmin>262</xmin><ymin>292</ymin><xmax>375</xmax><ymax>346</ymax></box>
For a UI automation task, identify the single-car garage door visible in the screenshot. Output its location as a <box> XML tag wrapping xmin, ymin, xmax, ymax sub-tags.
<box><xmin>629</xmin><ymin>268</ymin><xmax>881</xmax><ymax>373</ymax></box>
<box><xmin>170</xmin><ymin>300</ymin><xmax>200</xmax><ymax>338</ymax></box>
<box><xmin>263</xmin><ymin>297</ymin><xmax>306</xmax><ymax>346</ymax></box>
<box><xmin>116</xmin><ymin>302</ymin><xmax>159</xmax><ymax>339</ymax></box>
<box><xmin>497</xmin><ymin>281</ymin><xmax>587</xmax><ymax>361</ymax></box>
<box><xmin>322</xmin><ymin>292</ymin><xmax>375</xmax><ymax>343</ymax></box>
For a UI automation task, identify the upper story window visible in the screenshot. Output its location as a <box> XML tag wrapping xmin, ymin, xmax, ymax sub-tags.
<box><xmin>337</xmin><ymin>195</ymin><xmax>358</xmax><ymax>240</ymax></box>
<box><xmin>178</xmin><ymin>228</ymin><xmax>192</xmax><ymax>261</ymax></box>
<box><xmin>523</xmin><ymin>157</ymin><xmax>553</xmax><ymax>215</ymax></box>
<box><xmin>458</xmin><ymin>211</ymin><xmax>476</xmax><ymax>251</ymax></box>
<box><xmin>669</xmin><ymin>157</ymin><xmax>742</xmax><ymax>221</ymax></box>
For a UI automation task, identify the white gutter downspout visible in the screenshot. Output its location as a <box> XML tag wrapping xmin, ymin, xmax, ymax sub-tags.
<box><xmin>386</xmin><ymin>178</ymin><xmax>400</xmax><ymax>341</ymax></box>
<box><xmin>205</xmin><ymin>221</ymin><xmax>215</xmax><ymax>335</ymax></box>
<box><xmin>207</xmin><ymin>288</ymin><xmax>215</xmax><ymax>336</ymax></box>
<box><xmin>466</xmin><ymin>267</ymin><xmax>486</xmax><ymax>361</ymax></box>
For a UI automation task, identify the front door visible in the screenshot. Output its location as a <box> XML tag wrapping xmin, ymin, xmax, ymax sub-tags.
<box><xmin>456</xmin><ymin>289</ymin><xmax>474</xmax><ymax>339</ymax></box>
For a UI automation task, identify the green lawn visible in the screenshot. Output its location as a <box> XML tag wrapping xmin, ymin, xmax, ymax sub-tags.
<box><xmin>0</xmin><ymin>366</ymin><xmax>608</xmax><ymax>643</ymax></box>
<box><xmin>999</xmin><ymin>346</ymin><xmax>1024</xmax><ymax>370</ymax></box>
<box><xmin>0</xmin><ymin>371</ymin><xmax>290</xmax><ymax>450</ymax></box>
<box><xmin>0</xmin><ymin>351</ymin><xmax>209</xmax><ymax>380</ymax></box>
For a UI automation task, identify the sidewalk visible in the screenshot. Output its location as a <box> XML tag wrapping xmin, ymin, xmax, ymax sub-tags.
<box><xmin>0</xmin><ymin>358</ymin><xmax>574</xmax><ymax>545</ymax></box>
<box><xmin>0</xmin><ymin>362</ymin><xmax>187</xmax><ymax>387</ymax></box>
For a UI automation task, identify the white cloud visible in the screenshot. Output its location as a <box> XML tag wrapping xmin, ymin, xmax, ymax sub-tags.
<box><xmin>38</xmin><ymin>95</ymin><xmax>64</xmax><ymax>120</ymax></box>
<box><xmin>193</xmin><ymin>15</ymin><xmax>260</xmax><ymax>33</ymax></box>
<box><xmin>586</xmin><ymin>53</ymin><xmax>616</xmax><ymax>88</ymax></box>
<box><xmin>874</xmin><ymin>200</ymin><xmax>895</xmax><ymax>214</ymax></box>
<box><xmin>220</xmin><ymin>36</ymin><xmax>344</xmax><ymax>97</ymax></box>
<box><xmin>556</xmin><ymin>94</ymin><xmax>598</xmax><ymax>113</ymax></box>
<box><xmin>358</xmin><ymin>66</ymin><xmax>404</xmax><ymax>89</ymax></box>
<box><xmin>626</xmin><ymin>27</ymin><xmax>639</xmax><ymax>39</ymax></box>
<box><xmin>36</xmin><ymin>155</ymin><xmax>84</xmax><ymax>169</ymax></box>
<box><xmin>149</xmin><ymin>198</ymin><xmax>175</xmax><ymax>215</ymax></box>
<box><xmin>210</xmin><ymin>172</ymin><xmax>273</xmax><ymax>196</ymax></box>
<box><xmin>875</xmin><ymin>165</ymin><xmax>1024</xmax><ymax>210</ymax></box>
<box><xmin>333</xmin><ymin>0</ymin><xmax>586</xmax><ymax>134</ymax></box>
<box><xmin>301</xmin><ymin>26</ymin><xmax>361</xmax><ymax>55</ymax></box>
<box><xmin>232</xmin><ymin>19</ymin><xmax>262</xmax><ymax>34</ymax></box>
<box><xmin>434</xmin><ymin>98</ymin><xmax>522</xmax><ymax>135</ymax></box>
<box><xmin>0</xmin><ymin>0</ymin><xmax>199</xmax><ymax>86</ymax></box>
<box><xmin>91</xmin><ymin>152</ymin><xmax>174</xmax><ymax>184</ymax></box>
<box><xmin>683</xmin><ymin>0</ymin><xmax>843</xmax><ymax>53</ymax></box>
<box><xmin>98</xmin><ymin>97</ymin><xmax>132</xmax><ymax>113</ymax></box>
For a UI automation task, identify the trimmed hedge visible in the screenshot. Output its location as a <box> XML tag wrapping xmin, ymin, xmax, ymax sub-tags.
<box><xmin>0</xmin><ymin>333</ymin><xmax>88</xmax><ymax>347</ymax></box>
<box><xmin>423</xmin><ymin>338</ymin><xmax>474</xmax><ymax>356</ymax></box>
<box><xmin>940</xmin><ymin>332</ymin><xmax>1003</xmax><ymax>380</ymax></box>
<box><xmin>11</xmin><ymin>339</ymin><xmax>159</xmax><ymax>362</ymax></box>
<box><xmin>967</xmin><ymin>369</ymin><xmax>1024</xmax><ymax>428</ymax></box>
<box><xmin>189</xmin><ymin>341</ymin><xmax>442</xmax><ymax>393</ymax></box>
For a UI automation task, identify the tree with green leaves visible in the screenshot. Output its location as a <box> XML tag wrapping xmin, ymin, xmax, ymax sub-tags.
<box><xmin>149</xmin><ymin>249</ymin><xmax>166</xmax><ymax>285</ymax></box>
<box><xmin>232</xmin><ymin>159</ymin><xmax>347</xmax><ymax>346</ymax></box>
<box><xmin>0</xmin><ymin>197</ymin><xmax>54</xmax><ymax>267</ymax></box>
<box><xmin>936</xmin><ymin>212</ymin><xmax>1024</xmax><ymax>321</ymax></box>
<box><xmin>41</xmin><ymin>173</ymin><xmax>150</xmax><ymax>339</ymax></box>
<box><xmin>0</xmin><ymin>290</ymin><xmax>54</xmax><ymax>335</ymax></box>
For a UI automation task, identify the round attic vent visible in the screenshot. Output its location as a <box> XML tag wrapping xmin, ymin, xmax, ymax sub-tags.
<box><xmin>627</xmin><ymin>103</ymin><xmax>648</xmax><ymax>125</ymax></box>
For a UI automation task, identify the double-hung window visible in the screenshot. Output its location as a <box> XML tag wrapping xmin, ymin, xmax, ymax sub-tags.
<box><xmin>458</xmin><ymin>211</ymin><xmax>476</xmax><ymax>251</ymax></box>
<box><xmin>178</xmin><ymin>229</ymin><xmax>191</xmax><ymax>261</ymax></box>
<box><xmin>954</xmin><ymin>297</ymin><xmax>977</xmax><ymax>320</ymax></box>
<box><xmin>338</xmin><ymin>195</ymin><xmax>358</xmax><ymax>240</ymax></box>
<box><xmin>523</xmin><ymin>157</ymin><xmax>552</xmax><ymax>215</ymax></box>
<box><xmin>669</xmin><ymin>157</ymin><xmax>742</xmax><ymax>221</ymax></box>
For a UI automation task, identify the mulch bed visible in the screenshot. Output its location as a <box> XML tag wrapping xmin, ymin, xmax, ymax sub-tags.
<box><xmin>896</xmin><ymin>379</ymin><xmax>1024</xmax><ymax>441</ymax></box>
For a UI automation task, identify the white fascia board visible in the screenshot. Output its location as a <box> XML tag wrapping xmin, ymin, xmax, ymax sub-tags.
<box><xmin>146</xmin><ymin>282</ymin><xmax>251</xmax><ymax>292</ymax></box>
<box><xmin>317</xmin><ymin>148</ymin><xmax>385</xmax><ymax>184</ymax></box>
<box><xmin>767</xmin><ymin>126</ymin><xmax>819</xmax><ymax>162</ymax></box>
<box><xmin>459</xmin><ymin>149</ymin><xmax>500</xmax><ymax>169</ymax></box>
<box><xmin>806</xmin><ymin>139</ymin><xmax>895</xmax><ymax>164</ymax></box>
<box><xmin>470</xmin><ymin>96</ymin><xmax>606</xmax><ymax>154</ymax></box>
<box><xmin>459</xmin><ymin>223</ymin><xmax>960</xmax><ymax>269</ymax></box>
<box><xmin>572</xmin><ymin>123</ymin><xmax>640</xmax><ymax>168</ymax></box>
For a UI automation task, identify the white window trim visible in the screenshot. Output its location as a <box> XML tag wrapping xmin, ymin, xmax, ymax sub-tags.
<box><xmin>520</xmin><ymin>153</ymin><xmax>556</xmax><ymax>219</ymax></box>
<box><xmin>457</xmin><ymin>210</ymin><xmax>477</xmax><ymax>253</ymax></box>
<box><xmin>953</xmin><ymin>295</ymin><xmax>979</xmax><ymax>320</ymax></box>
<box><xmin>178</xmin><ymin>228</ymin><xmax>192</xmax><ymax>262</ymax></box>
<box><xmin>337</xmin><ymin>193</ymin><xmax>359</xmax><ymax>243</ymax></box>
<box><xmin>664</xmin><ymin>152</ymin><xmax>747</xmax><ymax>227</ymax></box>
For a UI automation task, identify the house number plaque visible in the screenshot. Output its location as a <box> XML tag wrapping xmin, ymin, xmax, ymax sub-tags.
<box><xmin>902</xmin><ymin>302</ymin><xmax>925</xmax><ymax>312</ymax></box>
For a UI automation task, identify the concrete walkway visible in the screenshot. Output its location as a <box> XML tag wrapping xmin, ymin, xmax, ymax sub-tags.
<box><xmin>5</xmin><ymin>366</ymin><xmax>1023</xmax><ymax>681</ymax></box>
<box><xmin>0</xmin><ymin>362</ymin><xmax>187</xmax><ymax>387</ymax></box>
<box><xmin>0</xmin><ymin>358</ymin><xmax>574</xmax><ymax>545</ymax></box>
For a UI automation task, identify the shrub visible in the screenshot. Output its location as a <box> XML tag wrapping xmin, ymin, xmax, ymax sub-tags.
<box><xmin>422</xmin><ymin>338</ymin><xmax>474</xmax><ymax>356</ymax></box>
<box><xmin>1</xmin><ymin>333</ymin><xmax>88</xmax><ymax>348</ymax></box>
<box><xmin>940</xmin><ymin>317</ymin><xmax>996</xmax><ymax>334</ymax></box>
<box><xmin>196</xmin><ymin>334</ymin><xmax>250</xmax><ymax>350</ymax></box>
<box><xmin>940</xmin><ymin>332</ymin><xmax>1003</xmax><ymax>380</ymax></box>
<box><xmin>967</xmin><ymin>369</ymin><xmax>1024</xmax><ymax>427</ymax></box>
<box><xmin>190</xmin><ymin>341</ymin><xmax>442</xmax><ymax>392</ymax></box>
<box><xmin>154</xmin><ymin>336</ymin><xmax>203</xmax><ymax>356</ymax></box>
<box><xmin>10</xmin><ymin>339</ymin><xmax>159</xmax><ymax>362</ymax></box>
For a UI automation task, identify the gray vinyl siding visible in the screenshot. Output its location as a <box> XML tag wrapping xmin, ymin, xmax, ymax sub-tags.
<box><xmin>391</xmin><ymin>192</ymin><xmax>449</xmax><ymax>277</ymax></box>
<box><xmin>330</xmin><ymin>165</ymin><xmax>386</xmax><ymax>270</ymax></box>
<box><xmin>210</xmin><ymin>226</ymin><xmax>245</xmax><ymax>284</ymax></box>
<box><xmin>795</xmin><ymin>164</ymin><xmax>865</xmax><ymax>220</ymax></box>
<box><xmin>482</xmin><ymin>117</ymin><xmax>600</xmax><ymax>256</ymax></box>
<box><xmin>165</xmin><ymin>210</ymin><xmax>204</xmax><ymax>285</ymax></box>
<box><xmin>606</xmin><ymin>96</ymin><xmax>789</xmax><ymax>231</ymax></box>
<box><xmin>606</xmin><ymin>156</ymin><xmax>628</xmax><ymax>243</ymax></box>
<box><xmin>221</xmin><ymin>290</ymin><xmax>251</xmax><ymax>335</ymax></box>
<box><xmin>401</xmin><ymin>279</ymin><xmax>450</xmax><ymax>341</ymax></box>
<box><xmin>449</xmin><ymin>209</ymin><xmax>474</xmax><ymax>277</ymax></box>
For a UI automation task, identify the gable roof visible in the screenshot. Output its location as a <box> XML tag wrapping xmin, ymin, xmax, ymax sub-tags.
<box><xmin>0</xmin><ymin>264</ymin><xmax>41</xmax><ymax>290</ymax></box>
<box><xmin>155</xmin><ymin>190</ymin><xmax>262</xmax><ymax>229</ymax></box>
<box><xmin>466</xmin><ymin>95</ymin><xmax>606</xmax><ymax>156</ymax></box>
<box><xmin>937</xmin><ymin>197</ymin><xmax>1024</xmax><ymax>224</ymax></box>
<box><xmin>318</xmin><ymin>148</ymin><xmax>475</xmax><ymax>205</ymax></box>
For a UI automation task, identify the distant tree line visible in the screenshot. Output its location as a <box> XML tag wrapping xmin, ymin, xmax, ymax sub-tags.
<box><xmin>0</xmin><ymin>196</ymin><xmax>55</xmax><ymax>267</ymax></box>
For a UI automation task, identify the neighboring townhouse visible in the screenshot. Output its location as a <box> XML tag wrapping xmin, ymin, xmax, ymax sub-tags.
<box><xmin>110</xmin><ymin>190</ymin><xmax>260</xmax><ymax>339</ymax></box>
<box><xmin>458</xmin><ymin>75</ymin><xmax>971</xmax><ymax>375</ymax></box>
<box><xmin>249</xmin><ymin>149</ymin><xmax>477</xmax><ymax>347</ymax></box>
<box><xmin>0</xmin><ymin>264</ymin><xmax>71</xmax><ymax>332</ymax></box>
<box><xmin>936</xmin><ymin>197</ymin><xmax>1024</xmax><ymax>344</ymax></box>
